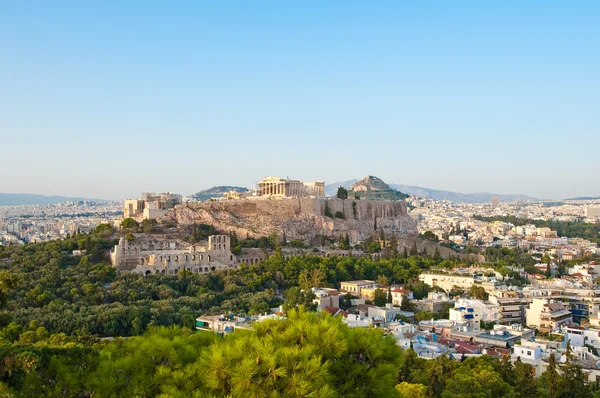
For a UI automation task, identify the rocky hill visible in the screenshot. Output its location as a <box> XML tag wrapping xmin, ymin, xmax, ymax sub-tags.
<box><xmin>347</xmin><ymin>176</ymin><xmax>409</xmax><ymax>201</ymax></box>
<box><xmin>192</xmin><ymin>186</ymin><xmax>248</xmax><ymax>201</ymax></box>
<box><xmin>326</xmin><ymin>179</ymin><xmax>538</xmax><ymax>203</ymax></box>
<box><xmin>165</xmin><ymin>197</ymin><xmax>417</xmax><ymax>244</ymax></box>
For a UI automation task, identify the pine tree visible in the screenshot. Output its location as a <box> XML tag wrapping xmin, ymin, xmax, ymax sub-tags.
<box><xmin>374</xmin><ymin>216</ymin><xmax>378</xmax><ymax>231</ymax></box>
<box><xmin>389</xmin><ymin>234</ymin><xmax>399</xmax><ymax>258</ymax></box>
<box><xmin>499</xmin><ymin>354</ymin><xmax>515</xmax><ymax>385</ymax></box>
<box><xmin>514</xmin><ymin>357</ymin><xmax>539</xmax><ymax>398</ymax></box>
<box><xmin>546</xmin><ymin>353</ymin><xmax>559</xmax><ymax>398</ymax></box>
<box><xmin>559</xmin><ymin>340</ymin><xmax>589</xmax><ymax>397</ymax></box>
<box><xmin>410</xmin><ymin>241</ymin><xmax>418</xmax><ymax>256</ymax></box>
<box><xmin>399</xmin><ymin>348</ymin><xmax>418</xmax><ymax>383</ymax></box>
<box><xmin>433</xmin><ymin>247</ymin><xmax>441</xmax><ymax>261</ymax></box>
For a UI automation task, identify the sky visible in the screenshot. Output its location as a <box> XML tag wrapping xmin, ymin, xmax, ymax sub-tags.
<box><xmin>1</xmin><ymin>1</ymin><xmax>599</xmax><ymax>200</ymax></box>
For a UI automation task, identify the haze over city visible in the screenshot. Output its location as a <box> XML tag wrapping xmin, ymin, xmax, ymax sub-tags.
<box><xmin>2</xmin><ymin>1</ymin><xmax>599</xmax><ymax>199</ymax></box>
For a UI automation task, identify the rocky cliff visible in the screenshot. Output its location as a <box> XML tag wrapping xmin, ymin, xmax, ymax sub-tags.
<box><xmin>165</xmin><ymin>198</ymin><xmax>417</xmax><ymax>243</ymax></box>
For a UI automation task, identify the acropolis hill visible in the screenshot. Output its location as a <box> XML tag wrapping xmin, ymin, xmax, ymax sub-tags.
<box><xmin>164</xmin><ymin>197</ymin><xmax>417</xmax><ymax>244</ymax></box>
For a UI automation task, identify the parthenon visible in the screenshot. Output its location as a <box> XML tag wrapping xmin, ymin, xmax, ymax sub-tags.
<box><xmin>257</xmin><ymin>176</ymin><xmax>325</xmax><ymax>197</ymax></box>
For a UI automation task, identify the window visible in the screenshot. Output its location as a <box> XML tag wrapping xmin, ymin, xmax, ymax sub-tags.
<box><xmin>527</xmin><ymin>351</ymin><xmax>531</xmax><ymax>356</ymax></box>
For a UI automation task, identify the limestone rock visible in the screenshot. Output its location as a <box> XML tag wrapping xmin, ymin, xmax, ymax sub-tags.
<box><xmin>164</xmin><ymin>197</ymin><xmax>417</xmax><ymax>243</ymax></box>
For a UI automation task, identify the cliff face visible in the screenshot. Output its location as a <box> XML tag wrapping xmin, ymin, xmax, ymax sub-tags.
<box><xmin>166</xmin><ymin>198</ymin><xmax>417</xmax><ymax>243</ymax></box>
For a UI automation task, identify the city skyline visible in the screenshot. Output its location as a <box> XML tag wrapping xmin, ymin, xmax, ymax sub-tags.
<box><xmin>2</xmin><ymin>2</ymin><xmax>599</xmax><ymax>199</ymax></box>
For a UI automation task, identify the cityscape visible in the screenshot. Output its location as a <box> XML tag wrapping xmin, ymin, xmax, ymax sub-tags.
<box><xmin>2</xmin><ymin>2</ymin><xmax>600</xmax><ymax>397</ymax></box>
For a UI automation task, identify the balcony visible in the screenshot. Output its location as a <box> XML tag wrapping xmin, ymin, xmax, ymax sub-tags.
<box><xmin>500</xmin><ymin>311</ymin><xmax>521</xmax><ymax>317</ymax></box>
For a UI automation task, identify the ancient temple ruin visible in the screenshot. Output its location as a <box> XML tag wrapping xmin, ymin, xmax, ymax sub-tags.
<box><xmin>110</xmin><ymin>235</ymin><xmax>264</xmax><ymax>275</ymax></box>
<box><xmin>257</xmin><ymin>176</ymin><xmax>325</xmax><ymax>197</ymax></box>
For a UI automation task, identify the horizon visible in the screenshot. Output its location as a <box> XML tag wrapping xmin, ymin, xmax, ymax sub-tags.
<box><xmin>0</xmin><ymin>173</ymin><xmax>588</xmax><ymax>201</ymax></box>
<box><xmin>2</xmin><ymin>2</ymin><xmax>599</xmax><ymax>199</ymax></box>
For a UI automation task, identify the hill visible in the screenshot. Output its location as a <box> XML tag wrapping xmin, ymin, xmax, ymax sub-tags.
<box><xmin>168</xmin><ymin>197</ymin><xmax>417</xmax><ymax>243</ymax></box>
<box><xmin>325</xmin><ymin>180</ymin><xmax>537</xmax><ymax>203</ymax></box>
<box><xmin>567</xmin><ymin>196</ymin><xmax>600</xmax><ymax>201</ymax></box>
<box><xmin>347</xmin><ymin>176</ymin><xmax>409</xmax><ymax>201</ymax></box>
<box><xmin>192</xmin><ymin>186</ymin><xmax>248</xmax><ymax>201</ymax></box>
<box><xmin>0</xmin><ymin>193</ymin><xmax>103</xmax><ymax>206</ymax></box>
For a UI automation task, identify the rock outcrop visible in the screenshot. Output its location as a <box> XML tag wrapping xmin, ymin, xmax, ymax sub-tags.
<box><xmin>348</xmin><ymin>176</ymin><xmax>409</xmax><ymax>201</ymax></box>
<box><xmin>165</xmin><ymin>197</ymin><xmax>417</xmax><ymax>243</ymax></box>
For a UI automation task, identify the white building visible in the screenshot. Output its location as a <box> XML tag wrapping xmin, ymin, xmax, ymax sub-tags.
<box><xmin>312</xmin><ymin>288</ymin><xmax>341</xmax><ymax>309</ymax></box>
<box><xmin>526</xmin><ymin>298</ymin><xmax>572</xmax><ymax>331</ymax></box>
<box><xmin>449</xmin><ymin>298</ymin><xmax>500</xmax><ymax>330</ymax></box>
<box><xmin>511</xmin><ymin>342</ymin><xmax>545</xmax><ymax>376</ymax></box>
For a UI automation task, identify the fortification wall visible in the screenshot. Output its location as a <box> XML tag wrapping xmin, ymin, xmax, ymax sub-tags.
<box><xmin>192</xmin><ymin>198</ymin><xmax>407</xmax><ymax>220</ymax></box>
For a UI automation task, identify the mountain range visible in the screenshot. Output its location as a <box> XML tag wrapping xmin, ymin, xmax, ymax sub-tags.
<box><xmin>0</xmin><ymin>193</ymin><xmax>104</xmax><ymax>206</ymax></box>
<box><xmin>325</xmin><ymin>180</ymin><xmax>538</xmax><ymax>203</ymax></box>
<box><xmin>192</xmin><ymin>186</ymin><xmax>249</xmax><ymax>201</ymax></box>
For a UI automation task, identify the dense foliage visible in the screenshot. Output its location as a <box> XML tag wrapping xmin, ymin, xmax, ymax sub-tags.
<box><xmin>0</xmin><ymin>228</ymin><xmax>464</xmax><ymax>338</ymax></box>
<box><xmin>0</xmin><ymin>229</ymin><xmax>598</xmax><ymax>396</ymax></box>
<box><xmin>474</xmin><ymin>215</ymin><xmax>600</xmax><ymax>245</ymax></box>
<box><xmin>0</xmin><ymin>310</ymin><xmax>597</xmax><ymax>397</ymax></box>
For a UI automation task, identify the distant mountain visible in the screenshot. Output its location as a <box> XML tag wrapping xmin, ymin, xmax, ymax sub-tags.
<box><xmin>325</xmin><ymin>180</ymin><xmax>537</xmax><ymax>203</ymax></box>
<box><xmin>389</xmin><ymin>184</ymin><xmax>537</xmax><ymax>204</ymax></box>
<box><xmin>325</xmin><ymin>180</ymin><xmax>358</xmax><ymax>195</ymax></box>
<box><xmin>566</xmin><ymin>196</ymin><xmax>600</xmax><ymax>201</ymax></box>
<box><xmin>0</xmin><ymin>193</ymin><xmax>104</xmax><ymax>206</ymax></box>
<box><xmin>193</xmin><ymin>186</ymin><xmax>248</xmax><ymax>201</ymax></box>
<box><xmin>347</xmin><ymin>176</ymin><xmax>409</xmax><ymax>201</ymax></box>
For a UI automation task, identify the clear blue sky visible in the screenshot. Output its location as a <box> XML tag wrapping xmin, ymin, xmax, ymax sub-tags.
<box><xmin>1</xmin><ymin>1</ymin><xmax>599</xmax><ymax>200</ymax></box>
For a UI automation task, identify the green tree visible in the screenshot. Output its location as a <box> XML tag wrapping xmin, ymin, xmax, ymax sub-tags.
<box><xmin>542</xmin><ymin>353</ymin><xmax>559</xmax><ymax>398</ymax></box>
<box><xmin>422</xmin><ymin>231</ymin><xmax>438</xmax><ymax>242</ymax></box>
<box><xmin>282</xmin><ymin>287</ymin><xmax>316</xmax><ymax>312</ymax></box>
<box><xmin>388</xmin><ymin>234</ymin><xmax>399</xmax><ymax>258</ymax></box>
<box><xmin>0</xmin><ymin>270</ymin><xmax>20</xmax><ymax>308</ymax></box>
<box><xmin>513</xmin><ymin>357</ymin><xmax>538</xmax><ymax>398</ymax></box>
<box><xmin>558</xmin><ymin>340</ymin><xmax>589</xmax><ymax>397</ymax></box>
<box><xmin>469</xmin><ymin>284</ymin><xmax>488</xmax><ymax>300</ymax></box>
<box><xmin>410</xmin><ymin>241</ymin><xmax>419</xmax><ymax>256</ymax></box>
<box><xmin>400</xmin><ymin>294</ymin><xmax>415</xmax><ymax>312</ymax></box>
<box><xmin>200</xmin><ymin>308</ymin><xmax>403</xmax><ymax>397</ymax></box>
<box><xmin>396</xmin><ymin>382</ymin><xmax>426</xmax><ymax>398</ymax></box>
<box><xmin>366</xmin><ymin>241</ymin><xmax>381</xmax><ymax>253</ymax></box>
<box><xmin>336</xmin><ymin>186</ymin><xmax>348</xmax><ymax>200</ymax></box>
<box><xmin>373</xmin><ymin>288</ymin><xmax>387</xmax><ymax>307</ymax></box>
<box><xmin>376</xmin><ymin>275</ymin><xmax>390</xmax><ymax>287</ymax></box>
<box><xmin>121</xmin><ymin>218</ymin><xmax>139</xmax><ymax>231</ymax></box>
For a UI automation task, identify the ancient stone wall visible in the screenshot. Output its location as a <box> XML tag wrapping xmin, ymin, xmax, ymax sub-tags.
<box><xmin>192</xmin><ymin>198</ymin><xmax>408</xmax><ymax>220</ymax></box>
